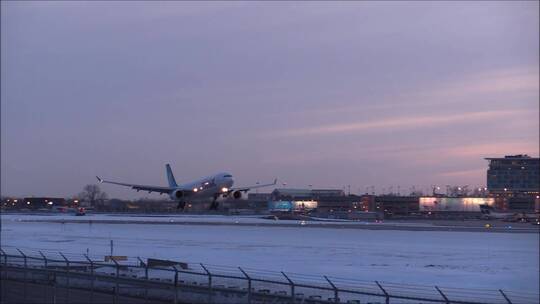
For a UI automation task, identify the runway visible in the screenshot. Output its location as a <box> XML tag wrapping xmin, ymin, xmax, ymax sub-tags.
<box><xmin>7</xmin><ymin>212</ymin><xmax>539</xmax><ymax>233</ymax></box>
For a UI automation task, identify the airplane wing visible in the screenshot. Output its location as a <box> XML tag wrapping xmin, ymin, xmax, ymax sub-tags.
<box><xmin>230</xmin><ymin>178</ymin><xmax>277</xmax><ymax>192</ymax></box>
<box><xmin>96</xmin><ymin>176</ymin><xmax>173</xmax><ymax>194</ymax></box>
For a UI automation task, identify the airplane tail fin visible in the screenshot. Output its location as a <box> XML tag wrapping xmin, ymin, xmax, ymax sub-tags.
<box><xmin>165</xmin><ymin>164</ymin><xmax>178</xmax><ymax>188</ymax></box>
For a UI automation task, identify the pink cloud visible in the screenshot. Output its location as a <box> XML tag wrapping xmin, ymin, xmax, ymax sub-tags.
<box><xmin>273</xmin><ymin>109</ymin><xmax>527</xmax><ymax>137</ymax></box>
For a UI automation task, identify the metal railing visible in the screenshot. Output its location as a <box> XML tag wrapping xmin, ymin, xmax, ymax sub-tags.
<box><xmin>0</xmin><ymin>247</ymin><xmax>538</xmax><ymax>304</ymax></box>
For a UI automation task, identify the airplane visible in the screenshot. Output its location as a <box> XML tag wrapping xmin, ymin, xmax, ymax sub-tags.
<box><xmin>96</xmin><ymin>164</ymin><xmax>276</xmax><ymax>210</ymax></box>
<box><xmin>479</xmin><ymin>204</ymin><xmax>538</xmax><ymax>222</ymax></box>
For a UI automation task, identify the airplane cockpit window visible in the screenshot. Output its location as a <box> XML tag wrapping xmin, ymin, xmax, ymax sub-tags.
<box><xmin>224</xmin><ymin>174</ymin><xmax>232</xmax><ymax>178</ymax></box>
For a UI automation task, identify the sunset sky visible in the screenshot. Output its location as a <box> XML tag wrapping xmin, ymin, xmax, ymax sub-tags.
<box><xmin>1</xmin><ymin>1</ymin><xmax>538</xmax><ymax>199</ymax></box>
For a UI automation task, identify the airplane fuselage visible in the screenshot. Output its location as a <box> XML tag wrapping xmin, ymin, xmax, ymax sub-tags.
<box><xmin>169</xmin><ymin>172</ymin><xmax>234</xmax><ymax>201</ymax></box>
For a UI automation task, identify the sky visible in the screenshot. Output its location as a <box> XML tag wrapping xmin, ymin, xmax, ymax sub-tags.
<box><xmin>1</xmin><ymin>1</ymin><xmax>539</xmax><ymax>199</ymax></box>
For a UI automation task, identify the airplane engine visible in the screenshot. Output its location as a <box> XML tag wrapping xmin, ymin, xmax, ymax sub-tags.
<box><xmin>231</xmin><ymin>190</ymin><xmax>246</xmax><ymax>200</ymax></box>
<box><xmin>172</xmin><ymin>190</ymin><xmax>184</xmax><ymax>200</ymax></box>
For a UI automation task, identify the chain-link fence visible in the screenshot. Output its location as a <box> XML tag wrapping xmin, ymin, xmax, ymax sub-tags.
<box><xmin>0</xmin><ymin>247</ymin><xmax>537</xmax><ymax>304</ymax></box>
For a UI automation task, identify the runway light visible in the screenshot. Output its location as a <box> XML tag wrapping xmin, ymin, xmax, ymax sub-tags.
<box><xmin>193</xmin><ymin>188</ymin><xmax>198</xmax><ymax>192</ymax></box>
<box><xmin>221</xmin><ymin>187</ymin><xmax>229</xmax><ymax>193</ymax></box>
<box><xmin>47</xmin><ymin>202</ymin><xmax>53</xmax><ymax>205</ymax></box>
<box><xmin>26</xmin><ymin>202</ymin><xmax>30</xmax><ymax>205</ymax></box>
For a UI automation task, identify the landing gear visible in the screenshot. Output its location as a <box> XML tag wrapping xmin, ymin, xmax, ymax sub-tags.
<box><xmin>209</xmin><ymin>194</ymin><xmax>219</xmax><ymax>210</ymax></box>
<box><xmin>177</xmin><ymin>201</ymin><xmax>186</xmax><ymax>210</ymax></box>
<box><xmin>209</xmin><ymin>201</ymin><xmax>219</xmax><ymax>210</ymax></box>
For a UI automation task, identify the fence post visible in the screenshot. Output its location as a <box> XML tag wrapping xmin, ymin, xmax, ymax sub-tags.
<box><xmin>111</xmin><ymin>258</ymin><xmax>120</xmax><ymax>304</ymax></box>
<box><xmin>0</xmin><ymin>248</ymin><xmax>6</xmax><ymax>266</ymax></box>
<box><xmin>324</xmin><ymin>276</ymin><xmax>339</xmax><ymax>303</ymax></box>
<box><xmin>137</xmin><ymin>257</ymin><xmax>148</xmax><ymax>302</ymax></box>
<box><xmin>435</xmin><ymin>286</ymin><xmax>450</xmax><ymax>304</ymax></box>
<box><xmin>137</xmin><ymin>257</ymin><xmax>148</xmax><ymax>278</ymax></box>
<box><xmin>281</xmin><ymin>272</ymin><xmax>295</xmax><ymax>304</ymax></box>
<box><xmin>39</xmin><ymin>251</ymin><xmax>48</xmax><ymax>269</ymax></box>
<box><xmin>38</xmin><ymin>251</ymin><xmax>48</xmax><ymax>300</ymax></box>
<box><xmin>499</xmin><ymin>289</ymin><xmax>512</xmax><ymax>304</ymax></box>
<box><xmin>84</xmin><ymin>254</ymin><xmax>95</xmax><ymax>304</ymax></box>
<box><xmin>200</xmin><ymin>263</ymin><xmax>213</xmax><ymax>304</ymax></box>
<box><xmin>0</xmin><ymin>248</ymin><xmax>6</xmax><ymax>283</ymax></box>
<box><xmin>59</xmin><ymin>252</ymin><xmax>71</xmax><ymax>302</ymax></box>
<box><xmin>16</xmin><ymin>249</ymin><xmax>27</xmax><ymax>303</ymax></box>
<box><xmin>16</xmin><ymin>248</ymin><xmax>27</xmax><ymax>268</ymax></box>
<box><xmin>172</xmin><ymin>265</ymin><xmax>180</xmax><ymax>304</ymax></box>
<box><xmin>239</xmin><ymin>267</ymin><xmax>252</xmax><ymax>304</ymax></box>
<box><xmin>52</xmin><ymin>272</ymin><xmax>57</xmax><ymax>304</ymax></box>
<box><xmin>375</xmin><ymin>281</ymin><xmax>390</xmax><ymax>304</ymax></box>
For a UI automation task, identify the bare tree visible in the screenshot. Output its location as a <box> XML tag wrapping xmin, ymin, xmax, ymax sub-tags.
<box><xmin>78</xmin><ymin>184</ymin><xmax>107</xmax><ymax>207</ymax></box>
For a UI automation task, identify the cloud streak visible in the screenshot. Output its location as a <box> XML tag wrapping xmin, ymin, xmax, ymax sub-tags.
<box><xmin>272</xmin><ymin>109</ymin><xmax>529</xmax><ymax>137</ymax></box>
<box><xmin>420</xmin><ymin>66</ymin><xmax>539</xmax><ymax>99</ymax></box>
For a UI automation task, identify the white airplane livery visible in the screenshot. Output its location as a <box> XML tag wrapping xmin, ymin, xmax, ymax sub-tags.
<box><xmin>97</xmin><ymin>164</ymin><xmax>276</xmax><ymax>210</ymax></box>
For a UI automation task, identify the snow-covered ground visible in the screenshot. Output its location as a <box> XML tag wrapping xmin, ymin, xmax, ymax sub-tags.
<box><xmin>6</xmin><ymin>212</ymin><xmax>538</xmax><ymax>231</ymax></box>
<box><xmin>1</xmin><ymin>213</ymin><xmax>538</xmax><ymax>294</ymax></box>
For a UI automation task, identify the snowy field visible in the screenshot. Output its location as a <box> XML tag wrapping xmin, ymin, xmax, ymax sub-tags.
<box><xmin>1</xmin><ymin>213</ymin><xmax>538</xmax><ymax>294</ymax></box>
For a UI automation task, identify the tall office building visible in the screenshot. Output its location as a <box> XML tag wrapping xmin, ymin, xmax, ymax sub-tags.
<box><xmin>485</xmin><ymin>155</ymin><xmax>540</xmax><ymax>197</ymax></box>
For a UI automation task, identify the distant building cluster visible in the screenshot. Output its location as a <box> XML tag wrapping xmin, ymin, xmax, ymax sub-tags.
<box><xmin>2</xmin><ymin>197</ymin><xmax>70</xmax><ymax>209</ymax></box>
<box><xmin>2</xmin><ymin>155</ymin><xmax>539</xmax><ymax>216</ymax></box>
